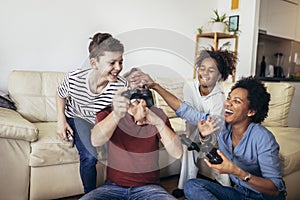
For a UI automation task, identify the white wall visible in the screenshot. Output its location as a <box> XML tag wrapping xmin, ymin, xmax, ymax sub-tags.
<box><xmin>218</xmin><ymin>0</ymin><xmax>259</xmax><ymax>80</ymax></box>
<box><xmin>0</xmin><ymin>0</ymin><xmax>258</xmax><ymax>91</ymax></box>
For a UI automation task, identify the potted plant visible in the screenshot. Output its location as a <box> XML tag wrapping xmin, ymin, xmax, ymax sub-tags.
<box><xmin>210</xmin><ymin>9</ymin><xmax>228</xmax><ymax>33</ymax></box>
<box><xmin>197</xmin><ymin>26</ymin><xmax>203</xmax><ymax>34</ymax></box>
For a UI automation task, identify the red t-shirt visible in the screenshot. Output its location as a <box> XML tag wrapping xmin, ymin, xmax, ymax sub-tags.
<box><xmin>95</xmin><ymin>107</ymin><xmax>173</xmax><ymax>187</ymax></box>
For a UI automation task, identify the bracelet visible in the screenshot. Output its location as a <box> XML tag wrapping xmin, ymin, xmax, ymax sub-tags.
<box><xmin>199</xmin><ymin>134</ymin><xmax>211</xmax><ymax>143</ymax></box>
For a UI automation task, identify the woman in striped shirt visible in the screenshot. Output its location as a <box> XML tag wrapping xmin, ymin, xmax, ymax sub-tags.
<box><xmin>56</xmin><ymin>33</ymin><xmax>127</xmax><ymax>193</ymax></box>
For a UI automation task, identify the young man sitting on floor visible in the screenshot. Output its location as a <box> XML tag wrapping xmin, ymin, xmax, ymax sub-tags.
<box><xmin>80</xmin><ymin>68</ymin><xmax>183</xmax><ymax>200</ymax></box>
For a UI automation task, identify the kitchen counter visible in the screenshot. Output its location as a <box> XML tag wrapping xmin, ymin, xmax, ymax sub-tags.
<box><xmin>257</xmin><ymin>77</ymin><xmax>300</xmax><ymax>82</ymax></box>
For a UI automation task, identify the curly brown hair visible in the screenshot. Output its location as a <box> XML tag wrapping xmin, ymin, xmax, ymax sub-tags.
<box><xmin>231</xmin><ymin>76</ymin><xmax>270</xmax><ymax>123</ymax></box>
<box><xmin>196</xmin><ymin>47</ymin><xmax>238</xmax><ymax>81</ymax></box>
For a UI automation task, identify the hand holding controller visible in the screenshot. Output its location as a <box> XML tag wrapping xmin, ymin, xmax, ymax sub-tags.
<box><xmin>180</xmin><ymin>135</ymin><xmax>222</xmax><ymax>164</ymax></box>
<box><xmin>179</xmin><ymin>134</ymin><xmax>200</xmax><ymax>152</ymax></box>
<box><xmin>66</xmin><ymin>130</ymin><xmax>74</xmax><ymax>147</ymax></box>
<box><xmin>206</xmin><ymin>147</ymin><xmax>223</xmax><ymax>164</ymax></box>
<box><xmin>121</xmin><ymin>89</ymin><xmax>154</xmax><ymax>108</ymax></box>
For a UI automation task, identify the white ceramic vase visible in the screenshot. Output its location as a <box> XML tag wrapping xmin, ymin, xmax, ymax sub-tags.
<box><xmin>211</xmin><ymin>22</ymin><xmax>227</xmax><ymax>33</ymax></box>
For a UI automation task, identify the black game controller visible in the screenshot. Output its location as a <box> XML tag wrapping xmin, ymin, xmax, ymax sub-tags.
<box><xmin>66</xmin><ymin>130</ymin><xmax>74</xmax><ymax>147</ymax></box>
<box><xmin>122</xmin><ymin>89</ymin><xmax>154</xmax><ymax>108</ymax></box>
<box><xmin>180</xmin><ymin>134</ymin><xmax>200</xmax><ymax>152</ymax></box>
<box><xmin>180</xmin><ymin>135</ymin><xmax>223</xmax><ymax>164</ymax></box>
<box><xmin>206</xmin><ymin>147</ymin><xmax>223</xmax><ymax>164</ymax></box>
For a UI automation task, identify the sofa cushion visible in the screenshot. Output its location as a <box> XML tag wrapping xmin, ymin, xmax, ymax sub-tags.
<box><xmin>267</xmin><ymin>126</ymin><xmax>300</xmax><ymax>176</ymax></box>
<box><xmin>29</xmin><ymin>122</ymin><xmax>106</xmax><ymax>167</ymax></box>
<box><xmin>8</xmin><ymin>70</ymin><xmax>66</xmax><ymax>123</ymax></box>
<box><xmin>0</xmin><ymin>107</ymin><xmax>38</xmax><ymax>142</ymax></box>
<box><xmin>153</xmin><ymin>78</ymin><xmax>184</xmax><ymax>118</ymax></box>
<box><xmin>262</xmin><ymin>82</ymin><xmax>295</xmax><ymax>127</ymax></box>
<box><xmin>29</xmin><ymin>122</ymin><xmax>79</xmax><ymax>167</ymax></box>
<box><xmin>169</xmin><ymin>118</ymin><xmax>186</xmax><ymax>133</ymax></box>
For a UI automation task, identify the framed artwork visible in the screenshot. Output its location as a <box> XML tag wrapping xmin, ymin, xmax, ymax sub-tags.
<box><xmin>231</xmin><ymin>0</ymin><xmax>239</xmax><ymax>10</ymax></box>
<box><xmin>229</xmin><ymin>15</ymin><xmax>239</xmax><ymax>32</ymax></box>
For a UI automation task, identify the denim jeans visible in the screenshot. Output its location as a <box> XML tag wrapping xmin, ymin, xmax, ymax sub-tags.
<box><xmin>67</xmin><ymin>117</ymin><xmax>98</xmax><ymax>194</ymax></box>
<box><xmin>184</xmin><ymin>178</ymin><xmax>286</xmax><ymax>200</ymax></box>
<box><xmin>80</xmin><ymin>182</ymin><xmax>176</xmax><ymax>200</ymax></box>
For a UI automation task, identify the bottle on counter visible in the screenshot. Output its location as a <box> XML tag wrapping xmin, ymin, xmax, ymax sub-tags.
<box><xmin>266</xmin><ymin>64</ymin><xmax>274</xmax><ymax>77</ymax></box>
<box><xmin>260</xmin><ymin>56</ymin><xmax>266</xmax><ymax>77</ymax></box>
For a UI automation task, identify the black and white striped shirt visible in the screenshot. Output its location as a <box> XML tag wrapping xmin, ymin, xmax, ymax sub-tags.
<box><xmin>57</xmin><ymin>68</ymin><xmax>127</xmax><ymax>124</ymax></box>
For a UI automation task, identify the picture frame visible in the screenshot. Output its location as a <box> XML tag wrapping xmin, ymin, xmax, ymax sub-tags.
<box><xmin>231</xmin><ymin>0</ymin><xmax>239</xmax><ymax>10</ymax></box>
<box><xmin>229</xmin><ymin>15</ymin><xmax>239</xmax><ymax>32</ymax></box>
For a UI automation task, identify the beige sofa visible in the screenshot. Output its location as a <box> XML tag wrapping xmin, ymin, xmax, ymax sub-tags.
<box><xmin>0</xmin><ymin>70</ymin><xmax>181</xmax><ymax>200</ymax></box>
<box><xmin>0</xmin><ymin>70</ymin><xmax>299</xmax><ymax>200</ymax></box>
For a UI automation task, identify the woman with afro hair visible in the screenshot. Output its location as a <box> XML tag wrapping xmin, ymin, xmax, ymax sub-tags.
<box><xmin>142</xmin><ymin>75</ymin><xmax>286</xmax><ymax>200</ymax></box>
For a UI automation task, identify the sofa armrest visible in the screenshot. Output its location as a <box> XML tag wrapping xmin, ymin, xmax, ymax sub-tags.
<box><xmin>0</xmin><ymin>107</ymin><xmax>38</xmax><ymax>142</ymax></box>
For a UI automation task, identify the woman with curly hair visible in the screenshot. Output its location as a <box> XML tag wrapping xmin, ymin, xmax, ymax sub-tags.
<box><xmin>181</xmin><ymin>77</ymin><xmax>286</xmax><ymax>200</ymax></box>
<box><xmin>171</xmin><ymin>48</ymin><xmax>238</xmax><ymax>197</ymax></box>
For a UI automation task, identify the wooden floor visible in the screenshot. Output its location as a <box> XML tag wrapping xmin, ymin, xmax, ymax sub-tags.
<box><xmin>160</xmin><ymin>175</ymin><xmax>185</xmax><ymax>200</ymax></box>
<box><xmin>58</xmin><ymin>175</ymin><xmax>185</xmax><ymax>200</ymax></box>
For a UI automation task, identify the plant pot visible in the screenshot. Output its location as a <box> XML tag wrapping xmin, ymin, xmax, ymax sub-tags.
<box><xmin>210</xmin><ymin>22</ymin><xmax>227</xmax><ymax>33</ymax></box>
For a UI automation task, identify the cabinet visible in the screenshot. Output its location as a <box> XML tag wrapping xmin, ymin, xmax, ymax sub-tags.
<box><xmin>259</xmin><ymin>0</ymin><xmax>298</xmax><ymax>40</ymax></box>
<box><xmin>295</xmin><ymin>1</ymin><xmax>300</xmax><ymax>41</ymax></box>
<box><xmin>193</xmin><ymin>32</ymin><xmax>238</xmax><ymax>82</ymax></box>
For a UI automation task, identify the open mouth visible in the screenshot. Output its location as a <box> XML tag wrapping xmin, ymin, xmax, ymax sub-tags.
<box><xmin>224</xmin><ymin>108</ymin><xmax>233</xmax><ymax>117</ymax></box>
<box><xmin>109</xmin><ymin>72</ymin><xmax>119</xmax><ymax>79</ymax></box>
<box><xmin>201</xmin><ymin>77</ymin><xmax>210</xmax><ymax>81</ymax></box>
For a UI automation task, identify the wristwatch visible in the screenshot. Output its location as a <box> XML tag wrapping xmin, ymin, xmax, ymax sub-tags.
<box><xmin>243</xmin><ymin>173</ymin><xmax>252</xmax><ymax>182</ymax></box>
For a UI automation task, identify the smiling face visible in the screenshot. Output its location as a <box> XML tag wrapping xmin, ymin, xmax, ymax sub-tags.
<box><xmin>91</xmin><ymin>51</ymin><xmax>123</xmax><ymax>82</ymax></box>
<box><xmin>197</xmin><ymin>57</ymin><xmax>221</xmax><ymax>88</ymax></box>
<box><xmin>224</xmin><ymin>88</ymin><xmax>256</xmax><ymax>126</ymax></box>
